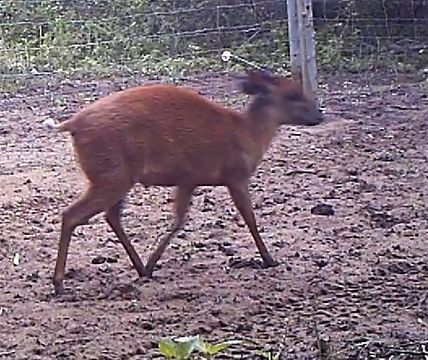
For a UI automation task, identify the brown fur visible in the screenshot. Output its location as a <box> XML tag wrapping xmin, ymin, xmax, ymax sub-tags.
<box><xmin>51</xmin><ymin>70</ymin><xmax>324</xmax><ymax>295</ymax></box>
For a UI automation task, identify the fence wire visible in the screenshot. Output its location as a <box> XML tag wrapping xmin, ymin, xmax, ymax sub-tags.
<box><xmin>0</xmin><ymin>0</ymin><xmax>427</xmax><ymax>106</ymax></box>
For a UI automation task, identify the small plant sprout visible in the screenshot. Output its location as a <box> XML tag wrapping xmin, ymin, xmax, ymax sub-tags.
<box><xmin>198</xmin><ymin>339</ymin><xmax>243</xmax><ymax>358</ymax></box>
<box><xmin>158</xmin><ymin>335</ymin><xmax>242</xmax><ymax>359</ymax></box>
<box><xmin>158</xmin><ymin>336</ymin><xmax>201</xmax><ymax>359</ymax></box>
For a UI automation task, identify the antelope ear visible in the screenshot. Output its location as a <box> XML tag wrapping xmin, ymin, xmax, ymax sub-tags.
<box><xmin>236</xmin><ymin>70</ymin><xmax>277</xmax><ymax>95</ymax></box>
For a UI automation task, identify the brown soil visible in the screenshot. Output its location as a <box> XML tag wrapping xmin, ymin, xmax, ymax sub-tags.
<box><xmin>0</xmin><ymin>74</ymin><xmax>427</xmax><ymax>359</ymax></box>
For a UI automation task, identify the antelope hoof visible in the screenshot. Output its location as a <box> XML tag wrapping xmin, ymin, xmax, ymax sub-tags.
<box><xmin>135</xmin><ymin>265</ymin><xmax>147</xmax><ymax>278</ymax></box>
<box><xmin>144</xmin><ymin>270</ymin><xmax>154</xmax><ymax>278</ymax></box>
<box><xmin>144</xmin><ymin>265</ymin><xmax>155</xmax><ymax>278</ymax></box>
<box><xmin>263</xmin><ymin>258</ymin><xmax>280</xmax><ymax>268</ymax></box>
<box><xmin>53</xmin><ymin>279</ymin><xmax>65</xmax><ymax>296</ymax></box>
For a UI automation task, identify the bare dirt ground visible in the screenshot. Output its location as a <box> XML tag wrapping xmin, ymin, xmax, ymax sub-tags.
<box><xmin>0</xmin><ymin>73</ymin><xmax>427</xmax><ymax>359</ymax></box>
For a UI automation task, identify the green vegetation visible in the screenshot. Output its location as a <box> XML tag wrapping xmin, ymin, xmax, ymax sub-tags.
<box><xmin>0</xmin><ymin>0</ymin><xmax>426</xmax><ymax>91</ymax></box>
<box><xmin>156</xmin><ymin>335</ymin><xmax>289</xmax><ymax>359</ymax></box>
<box><xmin>158</xmin><ymin>336</ymin><xmax>242</xmax><ymax>359</ymax></box>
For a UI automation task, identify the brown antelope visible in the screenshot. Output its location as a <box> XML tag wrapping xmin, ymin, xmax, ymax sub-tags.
<box><xmin>44</xmin><ymin>70</ymin><xmax>324</xmax><ymax>294</ymax></box>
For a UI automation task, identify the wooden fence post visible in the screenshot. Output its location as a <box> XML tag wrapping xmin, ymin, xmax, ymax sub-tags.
<box><xmin>296</xmin><ymin>0</ymin><xmax>318</xmax><ymax>102</ymax></box>
<box><xmin>286</xmin><ymin>0</ymin><xmax>302</xmax><ymax>82</ymax></box>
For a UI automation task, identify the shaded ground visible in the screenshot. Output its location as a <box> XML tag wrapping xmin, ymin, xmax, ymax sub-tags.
<box><xmin>0</xmin><ymin>73</ymin><xmax>427</xmax><ymax>359</ymax></box>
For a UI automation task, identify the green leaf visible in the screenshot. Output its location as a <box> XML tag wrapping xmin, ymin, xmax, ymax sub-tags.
<box><xmin>174</xmin><ymin>336</ymin><xmax>201</xmax><ymax>359</ymax></box>
<box><xmin>255</xmin><ymin>350</ymin><xmax>271</xmax><ymax>359</ymax></box>
<box><xmin>198</xmin><ymin>339</ymin><xmax>242</xmax><ymax>357</ymax></box>
<box><xmin>158</xmin><ymin>338</ymin><xmax>178</xmax><ymax>359</ymax></box>
<box><xmin>158</xmin><ymin>336</ymin><xmax>201</xmax><ymax>359</ymax></box>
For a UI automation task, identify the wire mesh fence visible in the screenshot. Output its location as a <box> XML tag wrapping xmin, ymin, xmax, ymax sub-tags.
<box><xmin>314</xmin><ymin>0</ymin><xmax>428</xmax><ymax>80</ymax></box>
<box><xmin>0</xmin><ymin>0</ymin><xmax>427</xmax><ymax>107</ymax></box>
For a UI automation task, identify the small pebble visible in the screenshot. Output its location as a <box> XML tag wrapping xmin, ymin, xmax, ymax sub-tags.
<box><xmin>91</xmin><ymin>255</ymin><xmax>106</xmax><ymax>264</ymax></box>
<box><xmin>311</xmin><ymin>203</ymin><xmax>335</xmax><ymax>216</ymax></box>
